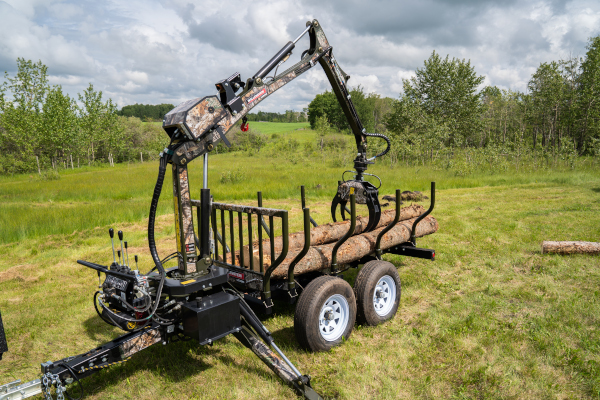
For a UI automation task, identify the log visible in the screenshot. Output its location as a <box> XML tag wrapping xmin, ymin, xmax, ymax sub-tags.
<box><xmin>542</xmin><ymin>241</ymin><xmax>600</xmax><ymax>255</ymax></box>
<box><xmin>241</xmin><ymin>205</ymin><xmax>426</xmax><ymax>269</ymax></box>
<box><xmin>267</xmin><ymin>215</ymin><xmax>438</xmax><ymax>278</ymax></box>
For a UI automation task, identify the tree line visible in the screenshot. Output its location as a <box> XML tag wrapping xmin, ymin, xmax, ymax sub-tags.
<box><xmin>2</xmin><ymin>32</ymin><xmax>598</xmax><ymax>176</ymax></box>
<box><xmin>245</xmin><ymin>110</ymin><xmax>307</xmax><ymax>123</ymax></box>
<box><xmin>117</xmin><ymin>103</ymin><xmax>174</xmax><ymax>121</ymax></box>
<box><xmin>308</xmin><ymin>35</ymin><xmax>600</xmax><ymax>169</ymax></box>
<box><xmin>0</xmin><ymin>59</ymin><xmax>166</xmax><ymax>174</ymax></box>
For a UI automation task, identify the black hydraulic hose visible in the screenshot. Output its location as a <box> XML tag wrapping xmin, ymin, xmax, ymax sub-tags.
<box><xmin>365</xmin><ymin>132</ymin><xmax>391</xmax><ymax>159</ymax></box>
<box><xmin>149</xmin><ymin>156</ymin><xmax>168</xmax><ymax>276</ymax></box>
<box><xmin>145</xmin><ymin>154</ymin><xmax>170</xmax><ymax>319</ymax></box>
<box><xmin>93</xmin><ymin>291</ymin><xmax>117</xmax><ymax>327</ymax></box>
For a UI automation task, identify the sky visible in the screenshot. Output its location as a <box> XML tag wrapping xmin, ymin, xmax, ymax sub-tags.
<box><xmin>1</xmin><ymin>0</ymin><xmax>599</xmax><ymax>113</ymax></box>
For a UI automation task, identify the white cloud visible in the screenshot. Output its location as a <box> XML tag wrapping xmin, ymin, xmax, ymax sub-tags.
<box><xmin>0</xmin><ymin>0</ymin><xmax>599</xmax><ymax>111</ymax></box>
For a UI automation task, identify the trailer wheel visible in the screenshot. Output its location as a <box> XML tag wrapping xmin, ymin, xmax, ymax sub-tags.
<box><xmin>354</xmin><ymin>260</ymin><xmax>401</xmax><ymax>326</ymax></box>
<box><xmin>294</xmin><ymin>276</ymin><xmax>356</xmax><ymax>352</ymax></box>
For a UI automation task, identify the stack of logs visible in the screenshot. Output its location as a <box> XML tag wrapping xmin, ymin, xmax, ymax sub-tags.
<box><xmin>222</xmin><ymin>204</ymin><xmax>439</xmax><ymax>278</ymax></box>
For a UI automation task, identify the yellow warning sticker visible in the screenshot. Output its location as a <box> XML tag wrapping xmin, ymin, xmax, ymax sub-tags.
<box><xmin>349</xmin><ymin>187</ymin><xmax>355</xmax><ymax>194</ymax></box>
<box><xmin>181</xmin><ymin>279</ymin><xmax>196</xmax><ymax>285</ymax></box>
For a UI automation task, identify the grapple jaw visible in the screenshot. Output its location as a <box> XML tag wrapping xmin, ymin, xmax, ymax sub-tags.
<box><xmin>331</xmin><ymin>180</ymin><xmax>381</xmax><ymax>232</ymax></box>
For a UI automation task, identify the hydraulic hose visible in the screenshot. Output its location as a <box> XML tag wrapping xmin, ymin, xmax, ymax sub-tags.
<box><xmin>365</xmin><ymin>132</ymin><xmax>391</xmax><ymax>160</ymax></box>
<box><xmin>149</xmin><ymin>155</ymin><xmax>168</xmax><ymax>274</ymax></box>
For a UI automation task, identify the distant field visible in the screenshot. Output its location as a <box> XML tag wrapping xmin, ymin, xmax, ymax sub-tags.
<box><xmin>1</xmin><ymin>122</ymin><xmax>600</xmax><ymax>399</ymax></box>
<box><xmin>248</xmin><ymin>121</ymin><xmax>310</xmax><ymax>135</ymax></box>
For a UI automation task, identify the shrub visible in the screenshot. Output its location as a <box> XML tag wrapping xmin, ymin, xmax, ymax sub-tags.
<box><xmin>219</xmin><ymin>169</ymin><xmax>246</xmax><ymax>184</ymax></box>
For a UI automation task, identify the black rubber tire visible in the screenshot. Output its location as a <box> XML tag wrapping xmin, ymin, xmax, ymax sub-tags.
<box><xmin>294</xmin><ymin>275</ymin><xmax>356</xmax><ymax>352</ymax></box>
<box><xmin>354</xmin><ymin>260</ymin><xmax>401</xmax><ymax>326</ymax></box>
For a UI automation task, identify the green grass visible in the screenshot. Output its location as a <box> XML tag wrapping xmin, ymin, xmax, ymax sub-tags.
<box><xmin>249</xmin><ymin>121</ymin><xmax>310</xmax><ymax>136</ymax></box>
<box><xmin>1</xmin><ymin>122</ymin><xmax>600</xmax><ymax>399</ymax></box>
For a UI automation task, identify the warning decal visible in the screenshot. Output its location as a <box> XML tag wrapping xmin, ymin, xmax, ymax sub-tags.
<box><xmin>247</xmin><ymin>88</ymin><xmax>267</xmax><ymax>104</ymax></box>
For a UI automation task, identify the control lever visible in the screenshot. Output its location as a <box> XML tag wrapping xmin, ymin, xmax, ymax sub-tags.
<box><xmin>124</xmin><ymin>241</ymin><xmax>130</xmax><ymax>267</ymax></box>
<box><xmin>118</xmin><ymin>230</ymin><xmax>124</xmax><ymax>267</ymax></box>
<box><xmin>109</xmin><ymin>228</ymin><xmax>116</xmax><ymax>265</ymax></box>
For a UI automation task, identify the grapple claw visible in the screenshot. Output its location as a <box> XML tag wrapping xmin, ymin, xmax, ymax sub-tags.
<box><xmin>331</xmin><ymin>180</ymin><xmax>381</xmax><ymax>231</ymax></box>
<box><xmin>330</xmin><ymin>192</ymin><xmax>346</xmax><ymax>222</ymax></box>
<box><xmin>340</xmin><ymin>200</ymin><xmax>348</xmax><ymax>221</ymax></box>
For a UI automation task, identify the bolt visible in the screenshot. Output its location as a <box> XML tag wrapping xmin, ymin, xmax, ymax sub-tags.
<box><xmin>256</xmin><ymin>78</ymin><xmax>262</xmax><ymax>84</ymax></box>
<box><xmin>224</xmin><ymin>83</ymin><xmax>228</xmax><ymax>86</ymax></box>
<box><xmin>318</xmin><ymin>47</ymin><xmax>323</xmax><ymax>52</ymax></box>
<box><xmin>232</xmin><ymin>111</ymin><xmax>237</xmax><ymax>115</ymax></box>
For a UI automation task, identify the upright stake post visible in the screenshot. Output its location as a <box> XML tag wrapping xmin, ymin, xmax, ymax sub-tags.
<box><xmin>203</xmin><ymin>153</ymin><xmax>208</xmax><ymax>189</ymax></box>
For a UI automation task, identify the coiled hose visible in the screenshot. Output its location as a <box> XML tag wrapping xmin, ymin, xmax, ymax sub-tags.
<box><xmin>365</xmin><ymin>132</ymin><xmax>391</xmax><ymax>160</ymax></box>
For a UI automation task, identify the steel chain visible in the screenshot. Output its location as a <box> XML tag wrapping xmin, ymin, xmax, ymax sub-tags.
<box><xmin>41</xmin><ymin>372</ymin><xmax>65</xmax><ymax>400</ymax></box>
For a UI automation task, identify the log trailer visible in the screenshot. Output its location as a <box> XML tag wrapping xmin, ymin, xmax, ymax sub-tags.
<box><xmin>0</xmin><ymin>20</ymin><xmax>436</xmax><ymax>400</ymax></box>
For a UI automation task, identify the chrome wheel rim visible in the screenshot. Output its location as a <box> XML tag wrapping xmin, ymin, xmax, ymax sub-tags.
<box><xmin>373</xmin><ymin>275</ymin><xmax>396</xmax><ymax>317</ymax></box>
<box><xmin>318</xmin><ymin>294</ymin><xmax>350</xmax><ymax>341</ymax></box>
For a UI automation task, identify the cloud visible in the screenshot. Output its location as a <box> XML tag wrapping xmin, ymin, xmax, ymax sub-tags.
<box><xmin>0</xmin><ymin>0</ymin><xmax>599</xmax><ymax>112</ymax></box>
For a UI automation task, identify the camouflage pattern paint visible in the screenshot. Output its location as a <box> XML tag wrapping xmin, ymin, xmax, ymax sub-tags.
<box><xmin>120</xmin><ymin>327</ymin><xmax>162</xmax><ymax>359</ymax></box>
<box><xmin>173</xmin><ymin>164</ymin><xmax>197</xmax><ymax>274</ymax></box>
<box><xmin>243</xmin><ymin>328</ymin><xmax>297</xmax><ymax>383</ymax></box>
<box><xmin>184</xmin><ymin>96</ymin><xmax>226</xmax><ymax>139</ymax></box>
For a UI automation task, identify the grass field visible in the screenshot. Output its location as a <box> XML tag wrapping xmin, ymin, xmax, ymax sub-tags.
<box><xmin>1</xmin><ymin>122</ymin><xmax>600</xmax><ymax>399</ymax></box>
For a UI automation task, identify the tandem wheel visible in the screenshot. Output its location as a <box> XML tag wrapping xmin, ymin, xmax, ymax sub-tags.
<box><xmin>294</xmin><ymin>275</ymin><xmax>356</xmax><ymax>352</ymax></box>
<box><xmin>354</xmin><ymin>260</ymin><xmax>401</xmax><ymax>326</ymax></box>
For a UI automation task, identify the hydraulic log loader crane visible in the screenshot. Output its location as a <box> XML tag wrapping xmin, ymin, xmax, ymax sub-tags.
<box><xmin>0</xmin><ymin>19</ymin><xmax>436</xmax><ymax>400</ymax></box>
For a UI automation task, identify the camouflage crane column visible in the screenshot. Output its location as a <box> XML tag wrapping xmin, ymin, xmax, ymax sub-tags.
<box><xmin>172</xmin><ymin>164</ymin><xmax>198</xmax><ymax>274</ymax></box>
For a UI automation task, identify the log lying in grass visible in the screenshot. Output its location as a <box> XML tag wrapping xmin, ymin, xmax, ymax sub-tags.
<box><xmin>242</xmin><ymin>205</ymin><xmax>426</xmax><ymax>269</ymax></box>
<box><xmin>542</xmin><ymin>241</ymin><xmax>600</xmax><ymax>255</ymax></box>
<box><xmin>267</xmin><ymin>214</ymin><xmax>439</xmax><ymax>278</ymax></box>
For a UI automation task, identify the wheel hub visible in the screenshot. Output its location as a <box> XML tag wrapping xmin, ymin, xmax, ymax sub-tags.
<box><xmin>372</xmin><ymin>275</ymin><xmax>396</xmax><ymax>317</ymax></box>
<box><xmin>318</xmin><ymin>294</ymin><xmax>350</xmax><ymax>342</ymax></box>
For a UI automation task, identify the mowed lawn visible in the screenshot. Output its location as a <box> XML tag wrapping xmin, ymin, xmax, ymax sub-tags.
<box><xmin>1</xmin><ymin>123</ymin><xmax>600</xmax><ymax>399</ymax></box>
